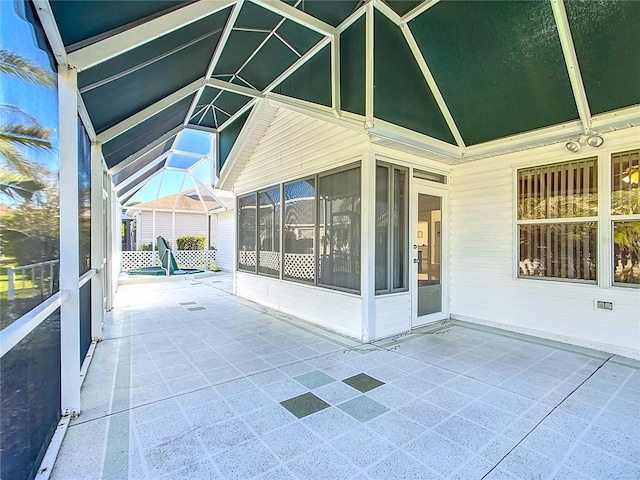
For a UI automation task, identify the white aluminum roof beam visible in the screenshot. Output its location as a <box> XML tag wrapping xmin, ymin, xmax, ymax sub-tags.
<box><xmin>401</xmin><ymin>24</ymin><xmax>466</xmax><ymax>152</ymax></box>
<box><xmin>551</xmin><ymin>0</ymin><xmax>592</xmax><ymax>134</ymax></box>
<box><xmin>68</xmin><ymin>0</ymin><xmax>237</xmax><ymax>71</ymax></box>
<box><xmin>205</xmin><ymin>78</ymin><xmax>263</xmax><ymax>98</ymax></box>
<box><xmin>402</xmin><ymin>0</ymin><xmax>441</xmax><ymax>24</ymax></box>
<box><xmin>250</xmin><ymin>0</ymin><xmax>335</xmax><ymax>37</ymax></box>
<box><xmin>109</xmin><ymin>125</ymin><xmax>183</xmax><ymax>174</ymax></box>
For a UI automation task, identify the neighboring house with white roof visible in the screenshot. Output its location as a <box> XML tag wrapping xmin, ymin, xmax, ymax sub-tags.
<box><xmin>125</xmin><ymin>189</ymin><xmax>235</xmax><ymax>269</ymax></box>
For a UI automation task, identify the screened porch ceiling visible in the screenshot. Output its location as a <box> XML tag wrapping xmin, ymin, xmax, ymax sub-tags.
<box><xmin>43</xmin><ymin>0</ymin><xmax>640</xmax><ymax>200</ymax></box>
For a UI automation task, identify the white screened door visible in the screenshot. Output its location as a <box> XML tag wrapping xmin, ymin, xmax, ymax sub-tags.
<box><xmin>412</xmin><ymin>183</ymin><xmax>448</xmax><ymax>327</ymax></box>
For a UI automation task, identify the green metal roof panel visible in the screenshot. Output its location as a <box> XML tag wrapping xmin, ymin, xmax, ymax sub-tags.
<box><xmin>82</xmin><ymin>35</ymin><xmax>218</xmax><ymax>132</ymax></box>
<box><xmin>215</xmin><ymin>91</ymin><xmax>252</xmax><ymax>118</ymax></box>
<box><xmin>213</xmin><ymin>30</ymin><xmax>269</xmax><ymax>76</ymax></box>
<box><xmin>565</xmin><ymin>0</ymin><xmax>640</xmax><ymax>115</ymax></box>
<box><xmin>78</xmin><ymin>8</ymin><xmax>230</xmax><ymax>91</ymax></box>
<box><xmin>277</xmin><ymin>19</ymin><xmax>324</xmax><ymax>55</ymax></box>
<box><xmin>340</xmin><ymin>15</ymin><xmax>365</xmax><ymax>116</ymax></box>
<box><xmin>374</xmin><ymin>11</ymin><xmax>455</xmax><ymax>144</ymax></box>
<box><xmin>274</xmin><ymin>44</ymin><xmax>332</xmax><ymax>107</ymax></box>
<box><xmin>189</xmin><ymin>87</ymin><xmax>223</xmax><ymax>128</ymax></box>
<box><xmin>383</xmin><ymin>1</ymin><xmax>423</xmax><ymax>17</ymax></box>
<box><xmin>240</xmin><ymin>36</ymin><xmax>299</xmax><ymax>91</ymax></box>
<box><xmin>219</xmin><ymin>108</ymin><xmax>252</xmax><ymax>171</ymax></box>
<box><xmin>411</xmin><ymin>1</ymin><xmax>579</xmax><ymax>145</ymax></box>
<box><xmin>235</xmin><ymin>1</ymin><xmax>282</xmax><ymax>31</ymax></box>
<box><xmin>112</xmin><ymin>140</ymin><xmax>172</xmax><ymax>186</ymax></box>
<box><xmin>102</xmin><ymin>94</ymin><xmax>194</xmax><ymax>169</ymax></box>
<box><xmin>49</xmin><ymin>0</ymin><xmax>190</xmax><ymax>48</ymax></box>
<box><xmin>296</xmin><ymin>1</ymin><xmax>363</xmax><ymax>28</ymax></box>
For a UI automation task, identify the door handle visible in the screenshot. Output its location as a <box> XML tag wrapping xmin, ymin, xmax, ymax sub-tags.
<box><xmin>413</xmin><ymin>259</ymin><xmax>419</xmax><ymax>263</ymax></box>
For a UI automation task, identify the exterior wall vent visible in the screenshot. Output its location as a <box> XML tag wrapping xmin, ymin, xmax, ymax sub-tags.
<box><xmin>595</xmin><ymin>300</ymin><xmax>614</xmax><ymax>311</ymax></box>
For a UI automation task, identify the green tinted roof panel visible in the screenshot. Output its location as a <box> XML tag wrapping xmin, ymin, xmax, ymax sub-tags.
<box><xmin>565</xmin><ymin>0</ymin><xmax>640</xmax><ymax>115</ymax></box>
<box><xmin>219</xmin><ymin>108</ymin><xmax>252</xmax><ymax>170</ymax></box>
<box><xmin>102</xmin><ymin>94</ymin><xmax>195</xmax><ymax>168</ymax></box>
<box><xmin>78</xmin><ymin>8</ymin><xmax>230</xmax><ymax>91</ymax></box>
<box><xmin>375</xmin><ymin>11</ymin><xmax>455</xmax><ymax>144</ymax></box>
<box><xmin>213</xmin><ymin>30</ymin><xmax>270</xmax><ymax>76</ymax></box>
<box><xmin>82</xmin><ymin>37</ymin><xmax>218</xmax><ymax>132</ymax></box>
<box><xmin>383</xmin><ymin>1</ymin><xmax>423</xmax><ymax>17</ymax></box>
<box><xmin>240</xmin><ymin>36</ymin><xmax>299</xmax><ymax>91</ymax></box>
<box><xmin>49</xmin><ymin>0</ymin><xmax>190</xmax><ymax>47</ymax></box>
<box><xmin>277</xmin><ymin>19</ymin><xmax>324</xmax><ymax>55</ymax></box>
<box><xmin>296</xmin><ymin>1</ymin><xmax>362</xmax><ymax>27</ymax></box>
<box><xmin>340</xmin><ymin>15</ymin><xmax>366</xmax><ymax>116</ymax></box>
<box><xmin>215</xmin><ymin>91</ymin><xmax>253</xmax><ymax>118</ymax></box>
<box><xmin>235</xmin><ymin>1</ymin><xmax>282</xmax><ymax>31</ymax></box>
<box><xmin>411</xmin><ymin>1</ymin><xmax>579</xmax><ymax>145</ymax></box>
<box><xmin>274</xmin><ymin>44</ymin><xmax>332</xmax><ymax>107</ymax></box>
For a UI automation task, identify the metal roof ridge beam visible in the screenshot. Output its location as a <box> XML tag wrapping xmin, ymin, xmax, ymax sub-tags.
<box><xmin>337</xmin><ymin>3</ymin><xmax>367</xmax><ymax>34</ymax></box>
<box><xmin>109</xmin><ymin>125</ymin><xmax>183</xmax><ymax>174</ymax></box>
<box><xmin>373</xmin><ymin>0</ymin><xmax>401</xmax><ymax>26</ymax></box>
<box><xmin>206</xmin><ymin>0</ymin><xmax>243</xmax><ymax>79</ymax></box>
<box><xmin>401</xmin><ymin>24</ymin><xmax>466</xmax><ymax>153</ymax></box>
<box><xmin>98</xmin><ymin>78</ymin><xmax>204</xmax><ymax>143</ymax></box>
<box><xmin>205</xmin><ymin>78</ymin><xmax>263</xmax><ymax>98</ymax></box>
<box><xmin>68</xmin><ymin>0</ymin><xmax>237</xmax><ymax>72</ymax></box>
<box><xmin>550</xmin><ymin>0</ymin><xmax>592</xmax><ymax>134</ymax></box>
<box><xmin>250</xmin><ymin>0</ymin><xmax>336</xmax><ymax>36</ymax></box>
<box><xmin>402</xmin><ymin>0</ymin><xmax>441</xmax><ymax>24</ymax></box>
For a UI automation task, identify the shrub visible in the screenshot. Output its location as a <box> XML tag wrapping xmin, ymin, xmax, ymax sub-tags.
<box><xmin>176</xmin><ymin>236</ymin><xmax>205</xmax><ymax>250</ymax></box>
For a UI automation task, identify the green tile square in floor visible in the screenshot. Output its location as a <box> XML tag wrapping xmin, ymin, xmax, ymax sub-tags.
<box><xmin>280</xmin><ymin>392</ymin><xmax>330</xmax><ymax>419</ymax></box>
<box><xmin>338</xmin><ymin>395</ymin><xmax>389</xmax><ymax>422</ymax></box>
<box><xmin>294</xmin><ymin>370</ymin><xmax>336</xmax><ymax>389</ymax></box>
<box><xmin>342</xmin><ymin>373</ymin><xmax>385</xmax><ymax>393</ymax></box>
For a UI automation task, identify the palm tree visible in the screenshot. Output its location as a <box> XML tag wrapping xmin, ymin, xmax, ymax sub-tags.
<box><xmin>0</xmin><ymin>49</ymin><xmax>55</xmax><ymax>200</ymax></box>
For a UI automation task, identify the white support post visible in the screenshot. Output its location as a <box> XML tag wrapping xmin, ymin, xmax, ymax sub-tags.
<box><xmin>90</xmin><ymin>142</ymin><xmax>105</xmax><ymax>340</ymax></box>
<box><xmin>361</xmin><ymin>152</ymin><xmax>376</xmax><ymax>342</ymax></box>
<box><xmin>331</xmin><ymin>35</ymin><xmax>341</xmax><ymax>117</ymax></box>
<box><xmin>365</xmin><ymin>2</ymin><xmax>375</xmax><ymax>128</ymax></box>
<box><xmin>58</xmin><ymin>64</ymin><xmax>81</xmax><ymax>417</ymax></box>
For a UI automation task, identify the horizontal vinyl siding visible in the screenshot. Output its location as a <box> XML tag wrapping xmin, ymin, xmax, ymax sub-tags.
<box><xmin>375</xmin><ymin>293</ymin><xmax>411</xmax><ymax>339</ymax></box>
<box><xmin>234</xmin><ymin>108</ymin><xmax>369</xmax><ymax>193</ymax></box>
<box><xmin>233</xmin><ymin>108</ymin><xmax>368</xmax><ymax>337</ymax></box>
<box><xmin>449</xmin><ymin>128</ymin><xmax>640</xmax><ymax>357</ymax></box>
<box><xmin>216</xmin><ymin>210</ymin><xmax>235</xmax><ymax>272</ymax></box>
<box><xmin>236</xmin><ymin>273</ymin><xmax>362</xmax><ymax>339</ymax></box>
<box><xmin>139</xmin><ymin>212</ymin><xmax>207</xmax><ymax>248</ymax></box>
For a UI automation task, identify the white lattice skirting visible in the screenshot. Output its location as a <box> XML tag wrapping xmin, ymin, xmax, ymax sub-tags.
<box><xmin>284</xmin><ymin>253</ymin><xmax>314</xmax><ymax>280</ymax></box>
<box><xmin>121</xmin><ymin>250</ymin><xmax>217</xmax><ymax>271</ymax></box>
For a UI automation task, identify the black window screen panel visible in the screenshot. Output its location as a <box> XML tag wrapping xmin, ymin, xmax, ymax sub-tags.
<box><xmin>375</xmin><ymin>165</ymin><xmax>389</xmax><ymax>291</ymax></box>
<box><xmin>318</xmin><ymin>167</ymin><xmax>361</xmax><ymax>291</ymax></box>
<box><xmin>284</xmin><ymin>179</ymin><xmax>316</xmax><ymax>283</ymax></box>
<box><xmin>0</xmin><ymin>309</ymin><xmax>61</xmax><ymax>480</ymax></box>
<box><xmin>237</xmin><ymin>193</ymin><xmax>257</xmax><ymax>272</ymax></box>
<box><xmin>80</xmin><ymin>280</ymin><xmax>92</xmax><ymax>364</ymax></box>
<box><xmin>78</xmin><ymin>118</ymin><xmax>91</xmax><ymax>275</ymax></box>
<box><xmin>258</xmin><ymin>187</ymin><xmax>281</xmax><ymax>276</ymax></box>
<box><xmin>392</xmin><ymin>167</ymin><xmax>407</xmax><ymax>290</ymax></box>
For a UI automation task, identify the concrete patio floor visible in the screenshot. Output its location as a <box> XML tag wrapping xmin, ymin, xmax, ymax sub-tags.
<box><xmin>51</xmin><ymin>272</ymin><xmax>640</xmax><ymax>479</ymax></box>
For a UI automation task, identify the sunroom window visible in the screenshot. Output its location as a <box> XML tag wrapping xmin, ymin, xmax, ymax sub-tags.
<box><xmin>611</xmin><ymin>149</ymin><xmax>640</xmax><ymax>286</ymax></box>
<box><xmin>517</xmin><ymin>158</ymin><xmax>598</xmax><ymax>282</ymax></box>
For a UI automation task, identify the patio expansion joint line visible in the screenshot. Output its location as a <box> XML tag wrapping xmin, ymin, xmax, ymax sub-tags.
<box><xmin>480</xmin><ymin>354</ymin><xmax>614</xmax><ymax>480</ymax></box>
<box><xmin>68</xmin><ymin>344</ymin><xmax>352</xmax><ymax>428</ymax></box>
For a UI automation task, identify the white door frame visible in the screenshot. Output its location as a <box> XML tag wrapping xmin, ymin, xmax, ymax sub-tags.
<box><xmin>411</xmin><ymin>180</ymin><xmax>449</xmax><ymax>327</ymax></box>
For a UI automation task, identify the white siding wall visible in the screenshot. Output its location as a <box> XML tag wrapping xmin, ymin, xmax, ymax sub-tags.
<box><xmin>449</xmin><ymin>127</ymin><xmax>640</xmax><ymax>358</ymax></box>
<box><xmin>215</xmin><ymin>210</ymin><xmax>235</xmax><ymax>271</ymax></box>
<box><xmin>234</xmin><ymin>108</ymin><xmax>369</xmax><ymax>194</ymax></box>
<box><xmin>237</xmin><ymin>273</ymin><xmax>363</xmax><ymax>338</ymax></box>
<box><xmin>138</xmin><ymin>211</ymin><xmax>208</xmax><ymax>248</ymax></box>
<box><xmin>375</xmin><ymin>293</ymin><xmax>411</xmax><ymax>339</ymax></box>
<box><xmin>233</xmin><ymin>108</ymin><xmax>369</xmax><ymax>338</ymax></box>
